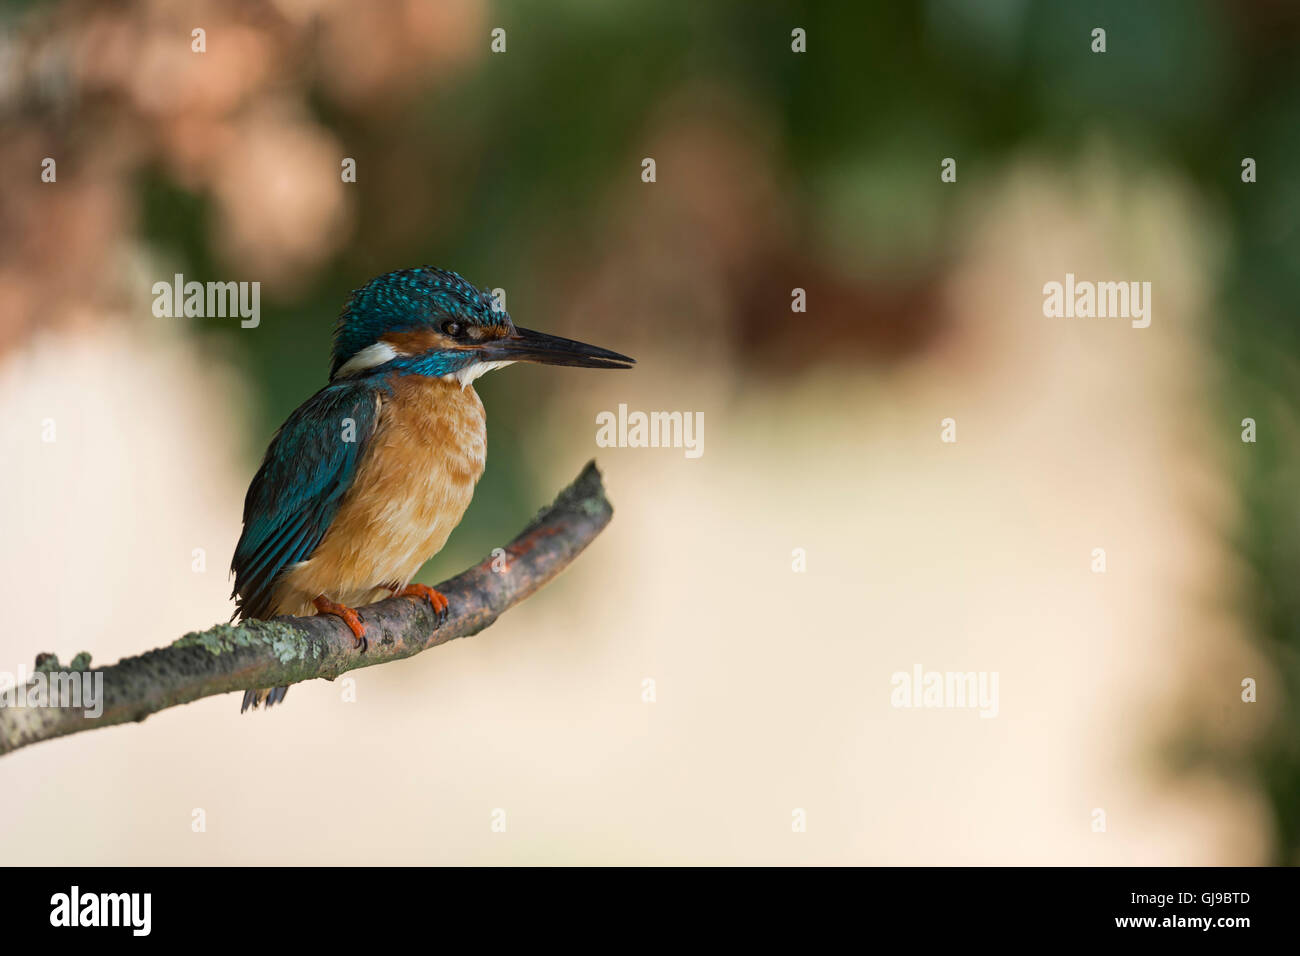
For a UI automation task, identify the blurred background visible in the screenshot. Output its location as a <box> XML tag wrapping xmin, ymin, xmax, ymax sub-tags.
<box><xmin>1</xmin><ymin>0</ymin><xmax>1298</xmax><ymax>864</ymax></box>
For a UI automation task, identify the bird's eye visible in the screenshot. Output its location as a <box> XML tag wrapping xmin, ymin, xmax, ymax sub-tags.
<box><xmin>442</xmin><ymin>321</ymin><xmax>463</xmax><ymax>337</ymax></box>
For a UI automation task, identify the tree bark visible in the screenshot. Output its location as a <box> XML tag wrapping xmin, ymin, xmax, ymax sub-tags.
<box><xmin>0</xmin><ymin>461</ymin><xmax>613</xmax><ymax>757</ymax></box>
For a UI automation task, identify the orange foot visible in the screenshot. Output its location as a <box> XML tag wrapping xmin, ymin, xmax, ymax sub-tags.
<box><xmin>398</xmin><ymin>583</ymin><xmax>450</xmax><ymax>627</ymax></box>
<box><xmin>313</xmin><ymin>595</ymin><xmax>368</xmax><ymax>652</ymax></box>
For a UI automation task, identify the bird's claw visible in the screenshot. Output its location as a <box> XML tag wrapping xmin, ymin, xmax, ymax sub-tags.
<box><xmin>399</xmin><ymin>583</ymin><xmax>450</xmax><ymax>627</ymax></box>
<box><xmin>312</xmin><ymin>595</ymin><xmax>368</xmax><ymax>652</ymax></box>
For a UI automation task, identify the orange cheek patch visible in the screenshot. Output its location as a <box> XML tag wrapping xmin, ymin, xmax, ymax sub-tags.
<box><xmin>381</xmin><ymin>328</ymin><xmax>459</xmax><ymax>354</ymax></box>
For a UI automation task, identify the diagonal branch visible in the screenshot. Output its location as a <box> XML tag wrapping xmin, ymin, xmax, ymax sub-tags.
<box><xmin>0</xmin><ymin>461</ymin><xmax>614</xmax><ymax>758</ymax></box>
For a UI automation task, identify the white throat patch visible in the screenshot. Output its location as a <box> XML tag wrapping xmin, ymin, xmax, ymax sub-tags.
<box><xmin>443</xmin><ymin>360</ymin><xmax>516</xmax><ymax>390</ymax></box>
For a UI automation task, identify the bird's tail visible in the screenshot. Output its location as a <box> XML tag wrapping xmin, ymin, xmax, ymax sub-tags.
<box><xmin>241</xmin><ymin>686</ymin><xmax>289</xmax><ymax>713</ymax></box>
<box><xmin>232</xmin><ymin>600</ymin><xmax>291</xmax><ymax>712</ymax></box>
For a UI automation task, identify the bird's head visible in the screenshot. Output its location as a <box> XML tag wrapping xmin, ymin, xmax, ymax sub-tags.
<box><xmin>330</xmin><ymin>267</ymin><xmax>634</xmax><ymax>385</ymax></box>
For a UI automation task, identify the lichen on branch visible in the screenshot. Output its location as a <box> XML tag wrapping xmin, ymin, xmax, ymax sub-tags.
<box><xmin>0</xmin><ymin>461</ymin><xmax>614</xmax><ymax>757</ymax></box>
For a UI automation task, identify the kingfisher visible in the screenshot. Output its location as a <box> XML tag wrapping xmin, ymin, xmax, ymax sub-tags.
<box><xmin>231</xmin><ymin>267</ymin><xmax>634</xmax><ymax>712</ymax></box>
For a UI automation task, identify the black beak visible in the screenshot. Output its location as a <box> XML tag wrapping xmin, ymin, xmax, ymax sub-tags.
<box><xmin>483</xmin><ymin>326</ymin><xmax>635</xmax><ymax>370</ymax></box>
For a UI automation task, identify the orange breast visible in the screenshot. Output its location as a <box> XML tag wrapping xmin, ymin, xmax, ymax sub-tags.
<box><xmin>269</xmin><ymin>375</ymin><xmax>486</xmax><ymax>616</ymax></box>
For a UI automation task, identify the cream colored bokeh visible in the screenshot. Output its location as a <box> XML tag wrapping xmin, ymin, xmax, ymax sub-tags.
<box><xmin>0</xmin><ymin>155</ymin><xmax>1270</xmax><ymax>864</ymax></box>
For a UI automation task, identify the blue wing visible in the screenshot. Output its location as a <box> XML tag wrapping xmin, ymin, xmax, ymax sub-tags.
<box><xmin>231</xmin><ymin>379</ymin><xmax>382</xmax><ymax>620</ymax></box>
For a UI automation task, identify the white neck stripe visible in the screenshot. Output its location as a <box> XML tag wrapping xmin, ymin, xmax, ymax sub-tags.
<box><xmin>333</xmin><ymin>342</ymin><xmax>402</xmax><ymax>378</ymax></box>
